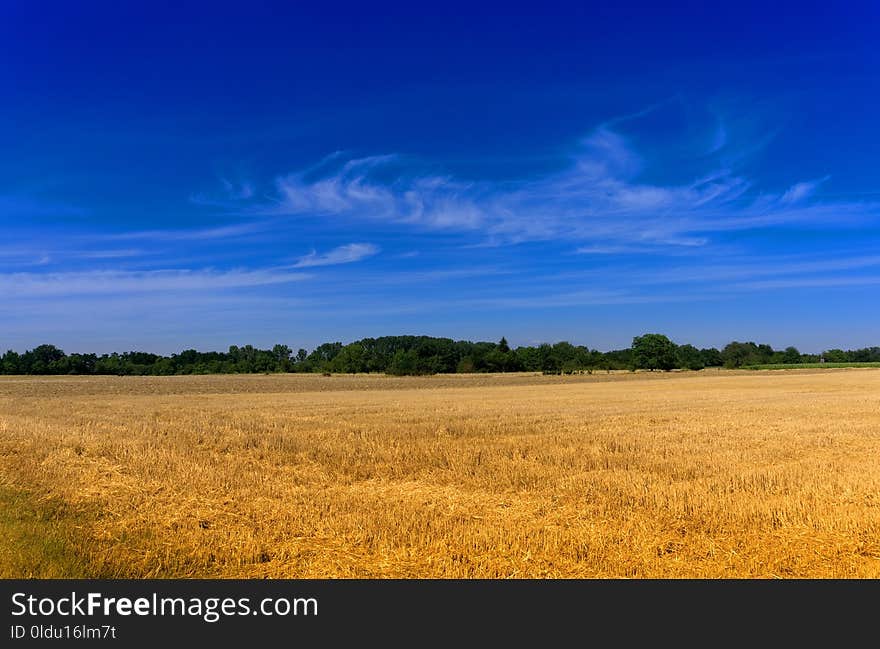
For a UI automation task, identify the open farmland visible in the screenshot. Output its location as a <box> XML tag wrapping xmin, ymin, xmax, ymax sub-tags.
<box><xmin>1</xmin><ymin>369</ymin><xmax>879</xmax><ymax>578</ymax></box>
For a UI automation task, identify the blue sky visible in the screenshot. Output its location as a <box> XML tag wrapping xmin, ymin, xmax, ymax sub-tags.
<box><xmin>2</xmin><ymin>1</ymin><xmax>879</xmax><ymax>354</ymax></box>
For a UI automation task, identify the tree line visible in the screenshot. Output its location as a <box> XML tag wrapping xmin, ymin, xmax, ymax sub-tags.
<box><xmin>1</xmin><ymin>334</ymin><xmax>877</xmax><ymax>376</ymax></box>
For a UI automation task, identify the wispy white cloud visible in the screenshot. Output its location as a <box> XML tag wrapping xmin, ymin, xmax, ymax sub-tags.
<box><xmin>0</xmin><ymin>251</ymin><xmax>46</xmax><ymax>266</ymax></box>
<box><xmin>220</xmin><ymin>177</ymin><xmax>254</xmax><ymax>200</ymax></box>
<box><xmin>292</xmin><ymin>243</ymin><xmax>379</xmax><ymax>268</ymax></box>
<box><xmin>639</xmin><ymin>254</ymin><xmax>880</xmax><ymax>285</ymax></box>
<box><xmin>333</xmin><ymin>266</ymin><xmax>510</xmax><ymax>290</ymax></box>
<box><xmin>0</xmin><ymin>267</ymin><xmax>310</xmax><ymax>297</ymax></box>
<box><xmin>190</xmin><ymin>177</ymin><xmax>256</xmax><ymax>206</ymax></box>
<box><xmin>575</xmin><ymin>245</ymin><xmax>642</xmax><ymax>255</ymax></box>
<box><xmin>707</xmin><ymin>122</ymin><xmax>728</xmax><ymax>154</ymax></box>
<box><xmin>103</xmin><ymin>222</ymin><xmax>266</xmax><ymax>242</ymax></box>
<box><xmin>732</xmin><ymin>275</ymin><xmax>880</xmax><ymax>291</ymax></box>
<box><xmin>76</xmin><ymin>249</ymin><xmax>145</xmax><ymax>259</ymax></box>
<box><xmin>256</xmin><ymin>126</ymin><xmax>878</xmax><ymax>248</ymax></box>
<box><xmin>780</xmin><ymin>175</ymin><xmax>830</xmax><ymax>204</ymax></box>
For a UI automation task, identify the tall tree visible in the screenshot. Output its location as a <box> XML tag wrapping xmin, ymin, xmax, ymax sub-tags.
<box><xmin>632</xmin><ymin>334</ymin><xmax>677</xmax><ymax>371</ymax></box>
<box><xmin>782</xmin><ymin>346</ymin><xmax>802</xmax><ymax>364</ymax></box>
<box><xmin>676</xmin><ymin>344</ymin><xmax>705</xmax><ymax>370</ymax></box>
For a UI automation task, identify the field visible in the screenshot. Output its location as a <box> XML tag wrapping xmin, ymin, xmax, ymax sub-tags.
<box><xmin>1</xmin><ymin>369</ymin><xmax>879</xmax><ymax>578</ymax></box>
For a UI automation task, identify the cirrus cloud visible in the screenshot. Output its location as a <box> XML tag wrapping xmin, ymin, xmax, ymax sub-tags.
<box><xmin>0</xmin><ymin>267</ymin><xmax>311</xmax><ymax>297</ymax></box>
<box><xmin>292</xmin><ymin>242</ymin><xmax>380</xmax><ymax>268</ymax></box>
<box><xmin>258</xmin><ymin>126</ymin><xmax>878</xmax><ymax>249</ymax></box>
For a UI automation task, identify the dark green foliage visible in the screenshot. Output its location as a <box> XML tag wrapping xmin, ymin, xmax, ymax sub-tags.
<box><xmin>327</xmin><ymin>343</ymin><xmax>368</xmax><ymax>373</ymax></box>
<box><xmin>386</xmin><ymin>349</ymin><xmax>421</xmax><ymax>375</ymax></box>
<box><xmin>632</xmin><ymin>334</ymin><xmax>677</xmax><ymax>371</ymax></box>
<box><xmin>722</xmin><ymin>341</ymin><xmax>770</xmax><ymax>368</ymax></box>
<box><xmin>781</xmin><ymin>346</ymin><xmax>801</xmax><ymax>364</ymax></box>
<box><xmin>845</xmin><ymin>347</ymin><xmax>880</xmax><ymax>362</ymax></box>
<box><xmin>676</xmin><ymin>344</ymin><xmax>705</xmax><ymax>370</ymax></box>
<box><xmin>602</xmin><ymin>348</ymin><xmax>633</xmax><ymax>370</ymax></box>
<box><xmin>700</xmin><ymin>348</ymin><xmax>723</xmax><ymax>367</ymax></box>
<box><xmin>0</xmin><ymin>335</ymin><xmax>873</xmax><ymax>376</ymax></box>
<box><xmin>822</xmin><ymin>349</ymin><xmax>848</xmax><ymax>363</ymax></box>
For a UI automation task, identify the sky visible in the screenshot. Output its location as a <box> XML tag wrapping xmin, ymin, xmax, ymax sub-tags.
<box><xmin>2</xmin><ymin>1</ymin><xmax>879</xmax><ymax>354</ymax></box>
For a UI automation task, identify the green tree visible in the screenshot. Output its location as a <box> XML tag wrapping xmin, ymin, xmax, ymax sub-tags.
<box><xmin>537</xmin><ymin>343</ymin><xmax>558</xmax><ymax>374</ymax></box>
<box><xmin>781</xmin><ymin>346</ymin><xmax>802</xmax><ymax>364</ymax></box>
<box><xmin>699</xmin><ymin>347</ymin><xmax>723</xmax><ymax>367</ymax></box>
<box><xmin>756</xmin><ymin>344</ymin><xmax>775</xmax><ymax>364</ymax></box>
<box><xmin>387</xmin><ymin>349</ymin><xmax>420</xmax><ymax>375</ymax></box>
<box><xmin>632</xmin><ymin>334</ymin><xmax>677</xmax><ymax>371</ymax></box>
<box><xmin>329</xmin><ymin>343</ymin><xmax>368</xmax><ymax>373</ymax></box>
<box><xmin>722</xmin><ymin>341</ymin><xmax>761</xmax><ymax>368</ymax></box>
<box><xmin>675</xmin><ymin>344</ymin><xmax>705</xmax><ymax>370</ymax></box>
<box><xmin>307</xmin><ymin>342</ymin><xmax>344</xmax><ymax>372</ymax></box>
<box><xmin>456</xmin><ymin>356</ymin><xmax>476</xmax><ymax>373</ymax></box>
<box><xmin>822</xmin><ymin>349</ymin><xmax>847</xmax><ymax>363</ymax></box>
<box><xmin>1</xmin><ymin>350</ymin><xmax>21</xmax><ymax>374</ymax></box>
<box><xmin>514</xmin><ymin>346</ymin><xmax>539</xmax><ymax>372</ymax></box>
<box><xmin>272</xmin><ymin>344</ymin><xmax>292</xmax><ymax>371</ymax></box>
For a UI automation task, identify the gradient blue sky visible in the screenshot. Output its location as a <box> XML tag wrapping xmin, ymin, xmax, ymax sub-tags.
<box><xmin>3</xmin><ymin>1</ymin><xmax>879</xmax><ymax>354</ymax></box>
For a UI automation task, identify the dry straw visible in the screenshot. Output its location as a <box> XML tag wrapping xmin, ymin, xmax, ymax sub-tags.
<box><xmin>1</xmin><ymin>369</ymin><xmax>878</xmax><ymax>578</ymax></box>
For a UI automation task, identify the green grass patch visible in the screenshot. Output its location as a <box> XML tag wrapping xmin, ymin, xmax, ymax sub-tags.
<box><xmin>0</xmin><ymin>486</ymin><xmax>92</xmax><ymax>578</ymax></box>
<box><xmin>0</xmin><ymin>485</ymin><xmax>214</xmax><ymax>579</ymax></box>
<box><xmin>743</xmin><ymin>362</ymin><xmax>880</xmax><ymax>370</ymax></box>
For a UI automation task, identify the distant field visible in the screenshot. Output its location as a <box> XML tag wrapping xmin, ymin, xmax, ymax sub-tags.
<box><xmin>1</xmin><ymin>369</ymin><xmax>879</xmax><ymax>578</ymax></box>
<box><xmin>744</xmin><ymin>362</ymin><xmax>880</xmax><ymax>370</ymax></box>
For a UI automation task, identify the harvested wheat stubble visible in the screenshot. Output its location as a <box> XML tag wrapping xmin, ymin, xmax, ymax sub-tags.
<box><xmin>1</xmin><ymin>369</ymin><xmax>879</xmax><ymax>578</ymax></box>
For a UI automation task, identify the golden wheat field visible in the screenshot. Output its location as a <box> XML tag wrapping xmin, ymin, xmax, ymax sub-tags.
<box><xmin>1</xmin><ymin>369</ymin><xmax>879</xmax><ymax>578</ymax></box>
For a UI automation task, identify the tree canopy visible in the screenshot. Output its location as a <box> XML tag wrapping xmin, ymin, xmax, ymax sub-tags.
<box><xmin>0</xmin><ymin>335</ymin><xmax>868</xmax><ymax>376</ymax></box>
<box><xmin>632</xmin><ymin>334</ymin><xmax>678</xmax><ymax>371</ymax></box>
